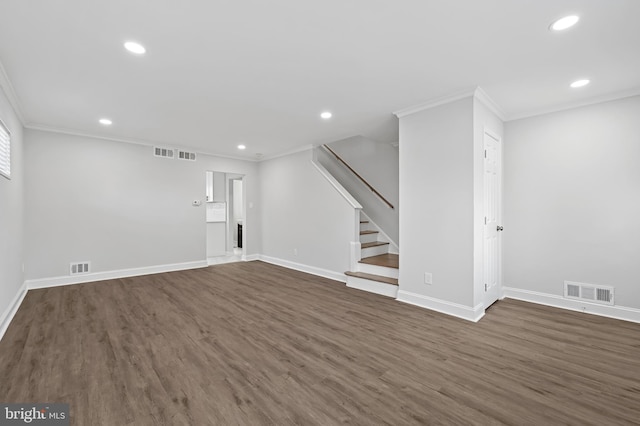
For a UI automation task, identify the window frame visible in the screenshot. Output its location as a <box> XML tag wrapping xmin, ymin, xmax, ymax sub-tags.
<box><xmin>0</xmin><ymin>118</ymin><xmax>10</xmax><ymax>180</ymax></box>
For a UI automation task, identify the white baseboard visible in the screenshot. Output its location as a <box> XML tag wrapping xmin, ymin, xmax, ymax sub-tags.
<box><xmin>396</xmin><ymin>290</ymin><xmax>485</xmax><ymax>322</ymax></box>
<box><xmin>502</xmin><ymin>287</ymin><xmax>640</xmax><ymax>324</ymax></box>
<box><xmin>0</xmin><ymin>281</ymin><xmax>28</xmax><ymax>343</ymax></box>
<box><xmin>257</xmin><ymin>255</ymin><xmax>346</xmax><ymax>283</ymax></box>
<box><xmin>25</xmin><ymin>260</ymin><xmax>208</xmax><ymax>290</ymax></box>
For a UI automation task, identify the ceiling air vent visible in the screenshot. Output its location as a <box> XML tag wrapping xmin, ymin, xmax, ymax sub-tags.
<box><xmin>177</xmin><ymin>150</ymin><xmax>196</xmax><ymax>161</ymax></box>
<box><xmin>564</xmin><ymin>281</ymin><xmax>614</xmax><ymax>306</ymax></box>
<box><xmin>70</xmin><ymin>261</ymin><xmax>91</xmax><ymax>275</ymax></box>
<box><xmin>154</xmin><ymin>147</ymin><xmax>175</xmax><ymax>159</ymax></box>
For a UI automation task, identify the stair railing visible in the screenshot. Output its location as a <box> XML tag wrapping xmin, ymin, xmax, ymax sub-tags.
<box><xmin>321</xmin><ymin>144</ymin><xmax>394</xmax><ymax>209</ymax></box>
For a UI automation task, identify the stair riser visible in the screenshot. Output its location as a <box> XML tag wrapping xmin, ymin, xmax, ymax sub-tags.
<box><xmin>359</xmin><ymin>233</ymin><xmax>379</xmax><ymax>244</ymax></box>
<box><xmin>358</xmin><ymin>263</ymin><xmax>399</xmax><ymax>279</ymax></box>
<box><xmin>361</xmin><ymin>245</ymin><xmax>389</xmax><ymax>258</ymax></box>
<box><xmin>346</xmin><ymin>276</ymin><xmax>398</xmax><ymax>298</ymax></box>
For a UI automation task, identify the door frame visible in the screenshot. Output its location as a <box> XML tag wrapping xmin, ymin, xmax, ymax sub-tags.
<box><xmin>482</xmin><ymin>127</ymin><xmax>503</xmax><ymax>309</ymax></box>
<box><xmin>225</xmin><ymin>173</ymin><xmax>245</xmax><ymax>256</ymax></box>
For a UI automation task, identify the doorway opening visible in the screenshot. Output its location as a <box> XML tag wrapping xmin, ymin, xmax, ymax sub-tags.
<box><xmin>205</xmin><ymin>171</ymin><xmax>245</xmax><ymax>265</ymax></box>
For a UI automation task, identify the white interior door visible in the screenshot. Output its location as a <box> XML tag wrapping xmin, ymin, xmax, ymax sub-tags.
<box><xmin>483</xmin><ymin>131</ymin><xmax>502</xmax><ymax>308</ymax></box>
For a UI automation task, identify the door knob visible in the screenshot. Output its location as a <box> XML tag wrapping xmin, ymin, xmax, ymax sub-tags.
<box><xmin>497</xmin><ymin>226</ymin><xmax>504</xmax><ymax>231</ymax></box>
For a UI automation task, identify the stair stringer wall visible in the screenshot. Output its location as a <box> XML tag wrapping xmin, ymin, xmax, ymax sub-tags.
<box><xmin>315</xmin><ymin>142</ymin><xmax>399</xmax><ymax>246</ymax></box>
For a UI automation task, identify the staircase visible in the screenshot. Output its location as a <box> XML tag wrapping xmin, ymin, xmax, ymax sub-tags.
<box><xmin>345</xmin><ymin>213</ymin><xmax>399</xmax><ymax>298</ymax></box>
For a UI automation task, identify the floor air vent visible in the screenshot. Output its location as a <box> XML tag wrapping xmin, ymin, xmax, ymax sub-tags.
<box><xmin>70</xmin><ymin>262</ymin><xmax>91</xmax><ymax>275</ymax></box>
<box><xmin>154</xmin><ymin>147</ymin><xmax>175</xmax><ymax>159</ymax></box>
<box><xmin>564</xmin><ymin>281</ymin><xmax>614</xmax><ymax>305</ymax></box>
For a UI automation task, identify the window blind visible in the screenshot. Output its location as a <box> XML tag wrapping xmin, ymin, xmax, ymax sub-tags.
<box><xmin>0</xmin><ymin>119</ymin><xmax>10</xmax><ymax>179</ymax></box>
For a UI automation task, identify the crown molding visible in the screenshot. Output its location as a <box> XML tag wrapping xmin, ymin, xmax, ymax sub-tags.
<box><xmin>473</xmin><ymin>87</ymin><xmax>506</xmax><ymax>121</ymax></box>
<box><xmin>393</xmin><ymin>88</ymin><xmax>476</xmax><ymax>118</ymax></box>
<box><xmin>393</xmin><ymin>86</ymin><xmax>508</xmax><ymax>122</ymax></box>
<box><xmin>24</xmin><ymin>123</ymin><xmax>260</xmax><ymax>162</ymax></box>
<box><xmin>0</xmin><ymin>60</ymin><xmax>26</xmax><ymax>124</ymax></box>
<box><xmin>506</xmin><ymin>86</ymin><xmax>640</xmax><ymax>122</ymax></box>
<box><xmin>258</xmin><ymin>144</ymin><xmax>314</xmax><ymax>162</ymax></box>
<box><xmin>25</xmin><ymin>123</ymin><xmax>160</xmax><ymax>147</ymax></box>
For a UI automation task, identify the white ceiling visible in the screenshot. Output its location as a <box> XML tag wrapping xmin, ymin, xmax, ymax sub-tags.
<box><xmin>0</xmin><ymin>0</ymin><xmax>639</xmax><ymax>159</ymax></box>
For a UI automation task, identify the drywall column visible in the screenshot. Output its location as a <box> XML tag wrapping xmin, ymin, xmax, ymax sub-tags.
<box><xmin>396</xmin><ymin>96</ymin><xmax>478</xmax><ymax>320</ymax></box>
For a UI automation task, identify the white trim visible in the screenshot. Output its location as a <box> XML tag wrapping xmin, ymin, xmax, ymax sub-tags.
<box><xmin>502</xmin><ymin>287</ymin><xmax>640</xmax><ymax>324</ymax></box>
<box><xmin>357</xmin><ymin>262</ymin><xmax>399</xmax><ymax>279</ymax></box>
<box><xmin>474</xmin><ymin>87</ymin><xmax>507</xmax><ymax>121</ymax></box>
<box><xmin>259</xmin><ymin>144</ymin><xmax>314</xmax><ymax>162</ymax></box>
<box><xmin>311</xmin><ymin>160</ymin><xmax>362</xmax><ymax>209</ymax></box>
<box><xmin>0</xmin><ymin>60</ymin><xmax>26</xmax><ymax>124</ymax></box>
<box><xmin>393</xmin><ymin>86</ymin><xmax>506</xmax><ymax>121</ymax></box>
<box><xmin>257</xmin><ymin>255</ymin><xmax>346</xmax><ymax>283</ymax></box>
<box><xmin>24</xmin><ymin>124</ymin><xmax>259</xmax><ymax>162</ymax></box>
<box><xmin>350</xmin><ymin>241</ymin><xmax>362</xmax><ymax>271</ymax></box>
<box><xmin>0</xmin><ymin>118</ymin><xmax>11</xmax><ymax>179</ymax></box>
<box><xmin>396</xmin><ymin>290</ymin><xmax>485</xmax><ymax>322</ymax></box>
<box><xmin>0</xmin><ymin>282</ymin><xmax>28</xmax><ymax>343</ymax></box>
<box><xmin>506</xmin><ymin>87</ymin><xmax>640</xmax><ymax>122</ymax></box>
<box><xmin>346</xmin><ymin>276</ymin><xmax>398</xmax><ymax>298</ymax></box>
<box><xmin>25</xmin><ymin>260</ymin><xmax>208</xmax><ymax>290</ymax></box>
<box><xmin>480</xmin><ymin>127</ymin><xmax>503</xmax><ymax>309</ymax></box>
<box><xmin>393</xmin><ymin>88</ymin><xmax>476</xmax><ymax>118</ymax></box>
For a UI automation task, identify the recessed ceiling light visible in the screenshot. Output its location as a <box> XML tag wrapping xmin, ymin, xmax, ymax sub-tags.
<box><xmin>124</xmin><ymin>41</ymin><xmax>146</xmax><ymax>55</ymax></box>
<box><xmin>320</xmin><ymin>111</ymin><xmax>332</xmax><ymax>119</ymax></box>
<box><xmin>99</xmin><ymin>118</ymin><xmax>112</xmax><ymax>125</ymax></box>
<box><xmin>550</xmin><ymin>15</ymin><xmax>579</xmax><ymax>31</ymax></box>
<box><xmin>570</xmin><ymin>79</ymin><xmax>590</xmax><ymax>88</ymax></box>
<box><xmin>237</xmin><ymin>144</ymin><xmax>246</xmax><ymax>150</ymax></box>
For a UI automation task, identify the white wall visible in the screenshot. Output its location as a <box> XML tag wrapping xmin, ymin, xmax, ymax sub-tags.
<box><xmin>325</xmin><ymin>136</ymin><xmax>399</xmax><ymax>243</ymax></box>
<box><xmin>504</xmin><ymin>95</ymin><xmax>640</xmax><ymax>310</ymax></box>
<box><xmin>24</xmin><ymin>129</ymin><xmax>260</xmax><ymax>281</ymax></box>
<box><xmin>0</xmin><ymin>86</ymin><xmax>24</xmax><ymax>332</ymax></box>
<box><xmin>259</xmin><ymin>148</ymin><xmax>356</xmax><ymax>278</ymax></box>
<box><xmin>398</xmin><ymin>97</ymin><xmax>476</xmax><ymax>310</ymax></box>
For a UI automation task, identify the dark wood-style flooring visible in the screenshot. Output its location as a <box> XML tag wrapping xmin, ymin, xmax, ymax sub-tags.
<box><xmin>1</xmin><ymin>261</ymin><xmax>639</xmax><ymax>425</ymax></box>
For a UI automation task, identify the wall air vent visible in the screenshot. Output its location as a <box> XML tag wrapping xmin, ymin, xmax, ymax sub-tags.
<box><xmin>177</xmin><ymin>150</ymin><xmax>196</xmax><ymax>161</ymax></box>
<box><xmin>154</xmin><ymin>147</ymin><xmax>175</xmax><ymax>159</ymax></box>
<box><xmin>70</xmin><ymin>262</ymin><xmax>91</xmax><ymax>275</ymax></box>
<box><xmin>564</xmin><ymin>281</ymin><xmax>614</xmax><ymax>306</ymax></box>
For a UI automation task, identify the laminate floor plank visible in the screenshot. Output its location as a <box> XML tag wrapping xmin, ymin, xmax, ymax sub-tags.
<box><xmin>1</xmin><ymin>261</ymin><xmax>640</xmax><ymax>425</ymax></box>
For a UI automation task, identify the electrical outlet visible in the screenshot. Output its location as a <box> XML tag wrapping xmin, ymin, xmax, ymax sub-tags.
<box><xmin>424</xmin><ymin>272</ymin><xmax>432</xmax><ymax>285</ymax></box>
